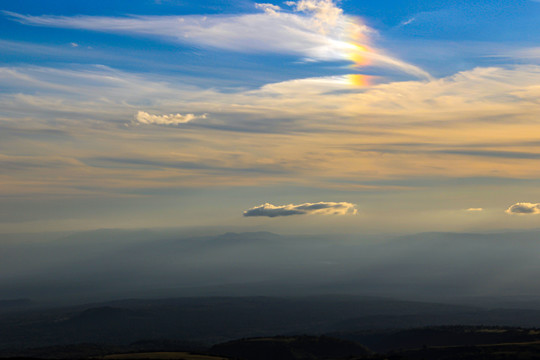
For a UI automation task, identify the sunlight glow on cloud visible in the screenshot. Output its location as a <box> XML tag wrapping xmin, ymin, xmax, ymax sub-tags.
<box><xmin>2</xmin><ymin>64</ymin><xmax>540</xmax><ymax>196</ymax></box>
<box><xmin>347</xmin><ymin>74</ymin><xmax>371</xmax><ymax>86</ymax></box>
<box><xmin>243</xmin><ymin>201</ymin><xmax>358</xmax><ymax>217</ymax></box>
<box><xmin>466</xmin><ymin>208</ymin><xmax>484</xmax><ymax>212</ymax></box>
<box><xmin>134</xmin><ymin>111</ymin><xmax>206</xmax><ymax>125</ymax></box>
<box><xmin>505</xmin><ymin>203</ymin><xmax>540</xmax><ymax>215</ymax></box>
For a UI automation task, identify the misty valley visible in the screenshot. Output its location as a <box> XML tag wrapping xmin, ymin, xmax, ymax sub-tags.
<box><xmin>3</xmin><ymin>229</ymin><xmax>540</xmax><ymax>359</ymax></box>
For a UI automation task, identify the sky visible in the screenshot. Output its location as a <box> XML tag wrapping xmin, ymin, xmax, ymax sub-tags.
<box><xmin>2</xmin><ymin>0</ymin><xmax>540</xmax><ymax>234</ymax></box>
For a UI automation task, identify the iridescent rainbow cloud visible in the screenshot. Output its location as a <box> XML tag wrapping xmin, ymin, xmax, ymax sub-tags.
<box><xmin>344</xmin><ymin>18</ymin><xmax>373</xmax><ymax>86</ymax></box>
<box><xmin>323</xmin><ymin>7</ymin><xmax>431</xmax><ymax>84</ymax></box>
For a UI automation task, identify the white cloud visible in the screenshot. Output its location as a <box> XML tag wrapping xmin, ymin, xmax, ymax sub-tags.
<box><xmin>254</xmin><ymin>3</ymin><xmax>282</xmax><ymax>15</ymax></box>
<box><xmin>134</xmin><ymin>111</ymin><xmax>206</xmax><ymax>125</ymax></box>
<box><xmin>243</xmin><ymin>201</ymin><xmax>358</xmax><ymax>217</ymax></box>
<box><xmin>289</xmin><ymin>0</ymin><xmax>343</xmax><ymax>33</ymax></box>
<box><xmin>512</xmin><ymin>47</ymin><xmax>540</xmax><ymax>62</ymax></box>
<box><xmin>3</xmin><ymin>9</ymin><xmax>355</xmax><ymax>61</ymax></box>
<box><xmin>492</xmin><ymin>46</ymin><xmax>540</xmax><ymax>62</ymax></box>
<box><xmin>3</xmin><ymin>2</ymin><xmax>431</xmax><ymax>80</ymax></box>
<box><xmin>505</xmin><ymin>202</ymin><xmax>540</xmax><ymax>215</ymax></box>
<box><xmin>400</xmin><ymin>17</ymin><xmax>416</xmax><ymax>26</ymax></box>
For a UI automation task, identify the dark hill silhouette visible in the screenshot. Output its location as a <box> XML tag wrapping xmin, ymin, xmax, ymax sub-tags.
<box><xmin>0</xmin><ymin>299</ymin><xmax>32</xmax><ymax>312</ymax></box>
<box><xmin>332</xmin><ymin>326</ymin><xmax>540</xmax><ymax>352</ymax></box>
<box><xmin>211</xmin><ymin>335</ymin><xmax>371</xmax><ymax>360</ymax></box>
<box><xmin>69</xmin><ymin>306</ymin><xmax>148</xmax><ymax>326</ymax></box>
<box><xmin>6</xmin><ymin>296</ymin><xmax>540</xmax><ymax>352</ymax></box>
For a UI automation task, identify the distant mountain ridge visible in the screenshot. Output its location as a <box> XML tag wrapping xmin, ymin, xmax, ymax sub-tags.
<box><xmin>4</xmin><ymin>228</ymin><xmax>540</xmax><ymax>304</ymax></box>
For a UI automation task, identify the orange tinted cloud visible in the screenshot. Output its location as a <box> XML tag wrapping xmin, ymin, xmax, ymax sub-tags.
<box><xmin>348</xmin><ymin>74</ymin><xmax>371</xmax><ymax>87</ymax></box>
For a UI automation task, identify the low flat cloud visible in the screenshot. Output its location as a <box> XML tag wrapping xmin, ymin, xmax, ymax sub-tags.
<box><xmin>466</xmin><ymin>208</ymin><xmax>483</xmax><ymax>212</ymax></box>
<box><xmin>243</xmin><ymin>201</ymin><xmax>357</xmax><ymax>217</ymax></box>
<box><xmin>505</xmin><ymin>202</ymin><xmax>540</xmax><ymax>215</ymax></box>
<box><xmin>135</xmin><ymin>111</ymin><xmax>206</xmax><ymax>125</ymax></box>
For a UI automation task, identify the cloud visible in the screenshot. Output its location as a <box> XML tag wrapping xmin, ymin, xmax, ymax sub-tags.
<box><xmin>134</xmin><ymin>111</ymin><xmax>206</xmax><ymax>125</ymax></box>
<box><xmin>288</xmin><ymin>0</ymin><xmax>343</xmax><ymax>33</ymax></box>
<box><xmin>243</xmin><ymin>201</ymin><xmax>357</xmax><ymax>217</ymax></box>
<box><xmin>255</xmin><ymin>3</ymin><xmax>282</xmax><ymax>15</ymax></box>
<box><xmin>3</xmin><ymin>64</ymin><xmax>540</xmax><ymax>196</ymax></box>
<box><xmin>505</xmin><ymin>202</ymin><xmax>540</xmax><ymax>215</ymax></box>
<box><xmin>437</xmin><ymin>150</ymin><xmax>540</xmax><ymax>160</ymax></box>
<box><xmin>3</xmin><ymin>2</ymin><xmax>431</xmax><ymax>80</ymax></box>
<box><xmin>88</xmin><ymin>156</ymin><xmax>285</xmax><ymax>174</ymax></box>
<box><xmin>400</xmin><ymin>17</ymin><xmax>416</xmax><ymax>26</ymax></box>
<box><xmin>2</xmin><ymin>8</ymin><xmax>361</xmax><ymax>60</ymax></box>
<box><xmin>466</xmin><ymin>208</ymin><xmax>484</xmax><ymax>212</ymax></box>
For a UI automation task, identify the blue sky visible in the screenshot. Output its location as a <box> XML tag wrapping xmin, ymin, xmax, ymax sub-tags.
<box><xmin>2</xmin><ymin>0</ymin><xmax>540</xmax><ymax>234</ymax></box>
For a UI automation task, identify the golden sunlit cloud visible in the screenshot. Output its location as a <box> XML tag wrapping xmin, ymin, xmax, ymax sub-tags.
<box><xmin>2</xmin><ymin>64</ymin><xmax>540</xmax><ymax>199</ymax></box>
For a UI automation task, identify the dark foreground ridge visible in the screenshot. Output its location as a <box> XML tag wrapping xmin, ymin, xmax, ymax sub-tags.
<box><xmin>209</xmin><ymin>335</ymin><xmax>371</xmax><ymax>360</ymax></box>
<box><xmin>5</xmin><ymin>295</ymin><xmax>540</xmax><ymax>350</ymax></box>
<box><xmin>4</xmin><ymin>296</ymin><xmax>540</xmax><ymax>359</ymax></box>
<box><xmin>4</xmin><ymin>330</ymin><xmax>540</xmax><ymax>360</ymax></box>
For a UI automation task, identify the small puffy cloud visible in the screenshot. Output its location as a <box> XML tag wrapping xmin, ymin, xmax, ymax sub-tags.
<box><xmin>255</xmin><ymin>3</ymin><xmax>282</xmax><ymax>15</ymax></box>
<box><xmin>288</xmin><ymin>0</ymin><xmax>343</xmax><ymax>32</ymax></box>
<box><xmin>466</xmin><ymin>208</ymin><xmax>484</xmax><ymax>212</ymax></box>
<box><xmin>505</xmin><ymin>202</ymin><xmax>540</xmax><ymax>215</ymax></box>
<box><xmin>243</xmin><ymin>201</ymin><xmax>357</xmax><ymax>217</ymax></box>
<box><xmin>134</xmin><ymin>111</ymin><xmax>206</xmax><ymax>125</ymax></box>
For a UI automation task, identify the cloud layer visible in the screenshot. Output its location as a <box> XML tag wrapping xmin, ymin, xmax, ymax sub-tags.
<box><xmin>3</xmin><ymin>64</ymin><xmax>540</xmax><ymax>198</ymax></box>
<box><xmin>243</xmin><ymin>202</ymin><xmax>358</xmax><ymax>217</ymax></box>
<box><xmin>505</xmin><ymin>203</ymin><xmax>540</xmax><ymax>215</ymax></box>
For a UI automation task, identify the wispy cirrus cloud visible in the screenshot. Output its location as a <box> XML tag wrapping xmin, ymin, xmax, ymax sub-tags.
<box><xmin>2</xmin><ymin>0</ymin><xmax>431</xmax><ymax>80</ymax></box>
<box><xmin>243</xmin><ymin>201</ymin><xmax>357</xmax><ymax>217</ymax></box>
<box><xmin>2</xmin><ymin>6</ymin><xmax>359</xmax><ymax>60</ymax></box>
<box><xmin>505</xmin><ymin>202</ymin><xmax>540</xmax><ymax>215</ymax></box>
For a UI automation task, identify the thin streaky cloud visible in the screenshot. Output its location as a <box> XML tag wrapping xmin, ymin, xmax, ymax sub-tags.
<box><xmin>401</xmin><ymin>17</ymin><xmax>416</xmax><ymax>26</ymax></box>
